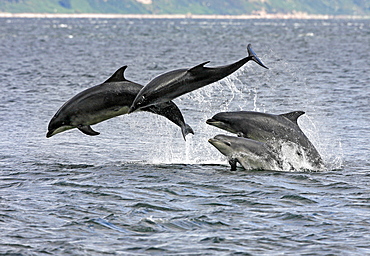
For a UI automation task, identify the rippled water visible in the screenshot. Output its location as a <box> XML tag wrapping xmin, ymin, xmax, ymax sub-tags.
<box><xmin>0</xmin><ymin>18</ymin><xmax>369</xmax><ymax>255</ymax></box>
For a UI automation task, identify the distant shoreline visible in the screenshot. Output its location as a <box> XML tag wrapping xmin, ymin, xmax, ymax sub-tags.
<box><xmin>0</xmin><ymin>12</ymin><xmax>369</xmax><ymax>20</ymax></box>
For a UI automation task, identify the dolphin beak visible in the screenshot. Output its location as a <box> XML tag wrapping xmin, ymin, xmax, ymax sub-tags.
<box><xmin>208</xmin><ymin>137</ymin><xmax>226</xmax><ymax>148</ymax></box>
<box><xmin>208</xmin><ymin>138</ymin><xmax>218</xmax><ymax>144</ymax></box>
<box><xmin>206</xmin><ymin>119</ymin><xmax>216</xmax><ymax>125</ymax></box>
<box><xmin>206</xmin><ymin>118</ymin><xmax>222</xmax><ymax>126</ymax></box>
<box><xmin>46</xmin><ymin>130</ymin><xmax>54</xmax><ymax>138</ymax></box>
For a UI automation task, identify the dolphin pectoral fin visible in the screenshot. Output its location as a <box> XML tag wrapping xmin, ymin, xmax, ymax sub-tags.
<box><xmin>229</xmin><ymin>159</ymin><xmax>238</xmax><ymax>171</ymax></box>
<box><xmin>247</xmin><ymin>44</ymin><xmax>269</xmax><ymax>69</ymax></box>
<box><xmin>77</xmin><ymin>125</ymin><xmax>100</xmax><ymax>136</ymax></box>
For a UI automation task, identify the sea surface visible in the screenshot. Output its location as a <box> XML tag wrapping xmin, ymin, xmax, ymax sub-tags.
<box><xmin>0</xmin><ymin>17</ymin><xmax>369</xmax><ymax>255</ymax></box>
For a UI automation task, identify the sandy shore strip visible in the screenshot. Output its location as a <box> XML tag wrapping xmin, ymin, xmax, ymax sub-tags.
<box><xmin>0</xmin><ymin>12</ymin><xmax>369</xmax><ymax>19</ymax></box>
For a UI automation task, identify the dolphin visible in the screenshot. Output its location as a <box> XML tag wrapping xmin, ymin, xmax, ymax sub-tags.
<box><xmin>128</xmin><ymin>44</ymin><xmax>268</xmax><ymax>113</ymax></box>
<box><xmin>208</xmin><ymin>134</ymin><xmax>283</xmax><ymax>171</ymax></box>
<box><xmin>206</xmin><ymin>111</ymin><xmax>325</xmax><ymax>171</ymax></box>
<box><xmin>46</xmin><ymin>66</ymin><xmax>194</xmax><ymax>139</ymax></box>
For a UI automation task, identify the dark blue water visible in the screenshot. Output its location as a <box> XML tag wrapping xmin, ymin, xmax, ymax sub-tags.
<box><xmin>0</xmin><ymin>18</ymin><xmax>369</xmax><ymax>255</ymax></box>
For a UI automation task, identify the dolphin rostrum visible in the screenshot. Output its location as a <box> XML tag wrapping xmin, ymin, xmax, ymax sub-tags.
<box><xmin>207</xmin><ymin>111</ymin><xmax>325</xmax><ymax>171</ymax></box>
<box><xmin>47</xmin><ymin>66</ymin><xmax>194</xmax><ymax>139</ymax></box>
<box><xmin>209</xmin><ymin>134</ymin><xmax>283</xmax><ymax>171</ymax></box>
<box><xmin>128</xmin><ymin>44</ymin><xmax>268</xmax><ymax>113</ymax></box>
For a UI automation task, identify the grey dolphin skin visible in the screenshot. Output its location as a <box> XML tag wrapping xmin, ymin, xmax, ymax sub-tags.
<box><xmin>46</xmin><ymin>66</ymin><xmax>194</xmax><ymax>139</ymax></box>
<box><xmin>209</xmin><ymin>135</ymin><xmax>283</xmax><ymax>171</ymax></box>
<box><xmin>128</xmin><ymin>44</ymin><xmax>268</xmax><ymax>113</ymax></box>
<box><xmin>206</xmin><ymin>111</ymin><xmax>325</xmax><ymax>171</ymax></box>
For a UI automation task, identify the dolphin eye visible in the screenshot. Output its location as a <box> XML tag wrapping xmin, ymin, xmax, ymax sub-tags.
<box><xmin>237</xmin><ymin>132</ymin><xmax>245</xmax><ymax>137</ymax></box>
<box><xmin>224</xmin><ymin>142</ymin><xmax>231</xmax><ymax>147</ymax></box>
<box><xmin>138</xmin><ymin>95</ymin><xmax>145</xmax><ymax>105</ymax></box>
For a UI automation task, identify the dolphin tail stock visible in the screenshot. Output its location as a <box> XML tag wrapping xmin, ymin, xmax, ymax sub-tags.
<box><xmin>247</xmin><ymin>44</ymin><xmax>268</xmax><ymax>69</ymax></box>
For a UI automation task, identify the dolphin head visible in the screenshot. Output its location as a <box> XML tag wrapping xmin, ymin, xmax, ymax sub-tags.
<box><xmin>209</xmin><ymin>134</ymin><xmax>283</xmax><ymax>171</ymax></box>
<box><xmin>209</xmin><ymin>134</ymin><xmax>269</xmax><ymax>158</ymax></box>
<box><xmin>206</xmin><ymin>114</ymin><xmax>241</xmax><ymax>135</ymax></box>
<box><xmin>46</xmin><ymin>115</ymin><xmax>73</xmax><ymax>138</ymax></box>
<box><xmin>128</xmin><ymin>94</ymin><xmax>149</xmax><ymax>114</ymax></box>
<box><xmin>207</xmin><ymin>112</ymin><xmax>259</xmax><ymax>139</ymax></box>
<box><xmin>208</xmin><ymin>135</ymin><xmax>235</xmax><ymax>157</ymax></box>
<box><xmin>207</xmin><ymin>111</ymin><xmax>287</xmax><ymax>143</ymax></box>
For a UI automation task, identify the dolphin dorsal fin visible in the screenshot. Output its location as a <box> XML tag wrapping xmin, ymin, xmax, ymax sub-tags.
<box><xmin>280</xmin><ymin>111</ymin><xmax>305</xmax><ymax>124</ymax></box>
<box><xmin>104</xmin><ymin>66</ymin><xmax>128</xmax><ymax>83</ymax></box>
<box><xmin>189</xmin><ymin>61</ymin><xmax>210</xmax><ymax>73</ymax></box>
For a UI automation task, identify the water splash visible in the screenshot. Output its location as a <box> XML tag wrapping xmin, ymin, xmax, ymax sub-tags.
<box><xmin>278</xmin><ymin>142</ymin><xmax>326</xmax><ymax>172</ymax></box>
<box><xmin>299</xmin><ymin>113</ymin><xmax>343</xmax><ymax>170</ymax></box>
<box><xmin>141</xmin><ymin>58</ymin><xmax>342</xmax><ymax>171</ymax></box>
<box><xmin>146</xmin><ymin>64</ymin><xmax>261</xmax><ymax>165</ymax></box>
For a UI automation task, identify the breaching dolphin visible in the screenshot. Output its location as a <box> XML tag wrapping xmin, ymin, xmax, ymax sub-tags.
<box><xmin>128</xmin><ymin>44</ymin><xmax>268</xmax><ymax>113</ymax></box>
<box><xmin>206</xmin><ymin>111</ymin><xmax>325</xmax><ymax>171</ymax></box>
<box><xmin>46</xmin><ymin>66</ymin><xmax>194</xmax><ymax>139</ymax></box>
<box><xmin>209</xmin><ymin>134</ymin><xmax>283</xmax><ymax>171</ymax></box>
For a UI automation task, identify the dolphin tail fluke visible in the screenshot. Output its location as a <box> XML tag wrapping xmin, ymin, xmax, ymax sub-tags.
<box><xmin>181</xmin><ymin>123</ymin><xmax>194</xmax><ymax>140</ymax></box>
<box><xmin>247</xmin><ymin>44</ymin><xmax>269</xmax><ymax>69</ymax></box>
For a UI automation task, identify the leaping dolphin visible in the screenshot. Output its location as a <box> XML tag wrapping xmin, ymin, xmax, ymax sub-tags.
<box><xmin>206</xmin><ymin>111</ymin><xmax>325</xmax><ymax>171</ymax></box>
<box><xmin>46</xmin><ymin>66</ymin><xmax>194</xmax><ymax>139</ymax></box>
<box><xmin>128</xmin><ymin>44</ymin><xmax>268</xmax><ymax>113</ymax></box>
<box><xmin>209</xmin><ymin>134</ymin><xmax>283</xmax><ymax>171</ymax></box>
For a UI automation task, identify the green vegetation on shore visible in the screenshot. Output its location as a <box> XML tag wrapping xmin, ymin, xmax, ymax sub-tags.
<box><xmin>1</xmin><ymin>0</ymin><xmax>369</xmax><ymax>16</ymax></box>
